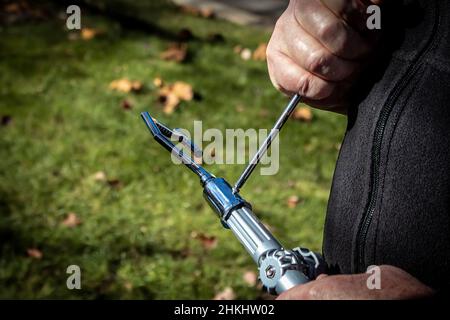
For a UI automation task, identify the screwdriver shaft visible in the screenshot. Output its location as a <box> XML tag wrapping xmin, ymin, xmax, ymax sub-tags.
<box><xmin>233</xmin><ymin>94</ymin><xmax>302</xmax><ymax>194</ymax></box>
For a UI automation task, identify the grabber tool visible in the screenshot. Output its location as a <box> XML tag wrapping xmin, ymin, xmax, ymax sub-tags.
<box><xmin>141</xmin><ymin>94</ymin><xmax>326</xmax><ymax>295</ymax></box>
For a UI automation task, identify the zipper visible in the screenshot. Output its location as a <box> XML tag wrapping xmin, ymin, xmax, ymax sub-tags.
<box><xmin>354</xmin><ymin>2</ymin><xmax>441</xmax><ymax>273</ymax></box>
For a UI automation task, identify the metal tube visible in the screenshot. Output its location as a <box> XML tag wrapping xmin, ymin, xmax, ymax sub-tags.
<box><xmin>233</xmin><ymin>94</ymin><xmax>302</xmax><ymax>194</ymax></box>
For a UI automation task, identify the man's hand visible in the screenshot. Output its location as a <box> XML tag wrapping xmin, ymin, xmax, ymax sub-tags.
<box><xmin>277</xmin><ymin>265</ymin><xmax>434</xmax><ymax>300</ymax></box>
<box><xmin>267</xmin><ymin>0</ymin><xmax>383</xmax><ymax>113</ymax></box>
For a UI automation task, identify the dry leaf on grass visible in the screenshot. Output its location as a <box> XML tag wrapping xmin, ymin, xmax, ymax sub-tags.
<box><xmin>292</xmin><ymin>107</ymin><xmax>313</xmax><ymax>122</ymax></box>
<box><xmin>253</xmin><ymin>43</ymin><xmax>267</xmax><ymax>61</ymax></box>
<box><xmin>158</xmin><ymin>81</ymin><xmax>194</xmax><ymax>114</ymax></box>
<box><xmin>180</xmin><ymin>5</ymin><xmax>215</xmax><ymax>18</ymax></box>
<box><xmin>153</xmin><ymin>77</ymin><xmax>164</xmax><ymax>88</ymax></box>
<box><xmin>107</xmin><ymin>179</ymin><xmax>122</xmax><ymax>189</ymax></box>
<box><xmin>213</xmin><ymin>287</ymin><xmax>236</xmax><ymax>300</ymax></box>
<box><xmin>62</xmin><ymin>212</ymin><xmax>82</xmax><ymax>228</ymax></box>
<box><xmin>81</xmin><ymin>28</ymin><xmax>100</xmax><ymax>40</ymax></box>
<box><xmin>109</xmin><ymin>78</ymin><xmax>143</xmax><ymax>93</ymax></box>
<box><xmin>243</xmin><ymin>271</ymin><xmax>258</xmax><ymax>286</ymax></box>
<box><xmin>190</xmin><ymin>231</ymin><xmax>218</xmax><ymax>250</ymax></box>
<box><xmin>27</xmin><ymin>248</ymin><xmax>43</xmax><ymax>259</ymax></box>
<box><xmin>287</xmin><ymin>195</ymin><xmax>300</xmax><ymax>209</ymax></box>
<box><xmin>160</xmin><ymin>43</ymin><xmax>188</xmax><ymax>63</ymax></box>
<box><xmin>121</xmin><ymin>99</ymin><xmax>133</xmax><ymax>110</ymax></box>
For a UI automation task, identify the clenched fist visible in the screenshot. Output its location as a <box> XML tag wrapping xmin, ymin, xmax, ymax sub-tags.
<box><xmin>267</xmin><ymin>0</ymin><xmax>383</xmax><ymax>113</ymax></box>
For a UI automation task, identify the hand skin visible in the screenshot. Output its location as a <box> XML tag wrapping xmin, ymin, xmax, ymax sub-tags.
<box><xmin>277</xmin><ymin>265</ymin><xmax>435</xmax><ymax>300</ymax></box>
<box><xmin>267</xmin><ymin>0</ymin><xmax>384</xmax><ymax>113</ymax></box>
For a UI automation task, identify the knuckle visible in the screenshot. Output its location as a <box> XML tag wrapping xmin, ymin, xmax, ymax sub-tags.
<box><xmin>306</xmin><ymin>50</ymin><xmax>332</xmax><ymax>77</ymax></box>
<box><xmin>296</xmin><ymin>73</ymin><xmax>333</xmax><ymax>100</ymax></box>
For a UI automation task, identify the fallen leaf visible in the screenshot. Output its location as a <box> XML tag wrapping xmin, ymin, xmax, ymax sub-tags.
<box><xmin>171</xmin><ymin>81</ymin><xmax>193</xmax><ymax>101</ymax></box>
<box><xmin>27</xmin><ymin>248</ymin><xmax>43</xmax><ymax>259</ymax></box>
<box><xmin>180</xmin><ymin>5</ymin><xmax>215</xmax><ymax>18</ymax></box>
<box><xmin>233</xmin><ymin>45</ymin><xmax>243</xmax><ymax>54</ymax></box>
<box><xmin>107</xmin><ymin>179</ymin><xmax>122</xmax><ymax>189</ymax></box>
<box><xmin>240</xmin><ymin>48</ymin><xmax>252</xmax><ymax>61</ymax></box>
<box><xmin>121</xmin><ymin>99</ymin><xmax>133</xmax><ymax>110</ymax></box>
<box><xmin>109</xmin><ymin>78</ymin><xmax>142</xmax><ymax>93</ymax></box>
<box><xmin>292</xmin><ymin>107</ymin><xmax>313</xmax><ymax>122</ymax></box>
<box><xmin>153</xmin><ymin>77</ymin><xmax>164</xmax><ymax>88</ymax></box>
<box><xmin>253</xmin><ymin>43</ymin><xmax>267</xmax><ymax>61</ymax></box>
<box><xmin>62</xmin><ymin>212</ymin><xmax>82</xmax><ymax>228</ymax></box>
<box><xmin>287</xmin><ymin>195</ymin><xmax>300</xmax><ymax>208</ymax></box>
<box><xmin>93</xmin><ymin>171</ymin><xmax>107</xmax><ymax>181</ymax></box>
<box><xmin>158</xmin><ymin>81</ymin><xmax>193</xmax><ymax>114</ymax></box>
<box><xmin>213</xmin><ymin>287</ymin><xmax>236</xmax><ymax>300</ymax></box>
<box><xmin>81</xmin><ymin>28</ymin><xmax>99</xmax><ymax>40</ymax></box>
<box><xmin>243</xmin><ymin>271</ymin><xmax>258</xmax><ymax>286</ymax></box>
<box><xmin>200</xmin><ymin>7</ymin><xmax>215</xmax><ymax>18</ymax></box>
<box><xmin>191</xmin><ymin>231</ymin><xmax>218</xmax><ymax>250</ymax></box>
<box><xmin>180</xmin><ymin>5</ymin><xmax>200</xmax><ymax>16</ymax></box>
<box><xmin>160</xmin><ymin>43</ymin><xmax>187</xmax><ymax>63</ymax></box>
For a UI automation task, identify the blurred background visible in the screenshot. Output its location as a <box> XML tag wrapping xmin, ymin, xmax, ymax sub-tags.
<box><xmin>0</xmin><ymin>0</ymin><xmax>346</xmax><ymax>299</ymax></box>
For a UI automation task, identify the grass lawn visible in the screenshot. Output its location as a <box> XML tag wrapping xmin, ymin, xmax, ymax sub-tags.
<box><xmin>0</xmin><ymin>1</ymin><xmax>346</xmax><ymax>299</ymax></box>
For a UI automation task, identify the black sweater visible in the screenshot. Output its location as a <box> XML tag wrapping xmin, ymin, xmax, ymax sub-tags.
<box><xmin>323</xmin><ymin>0</ymin><xmax>450</xmax><ymax>293</ymax></box>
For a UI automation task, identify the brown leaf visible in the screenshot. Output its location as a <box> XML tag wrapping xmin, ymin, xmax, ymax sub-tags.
<box><xmin>200</xmin><ymin>7</ymin><xmax>215</xmax><ymax>18</ymax></box>
<box><xmin>243</xmin><ymin>271</ymin><xmax>258</xmax><ymax>286</ymax></box>
<box><xmin>252</xmin><ymin>43</ymin><xmax>267</xmax><ymax>61</ymax></box>
<box><xmin>180</xmin><ymin>5</ymin><xmax>215</xmax><ymax>18</ymax></box>
<box><xmin>191</xmin><ymin>231</ymin><xmax>218</xmax><ymax>250</ymax></box>
<box><xmin>171</xmin><ymin>81</ymin><xmax>193</xmax><ymax>101</ymax></box>
<box><xmin>158</xmin><ymin>81</ymin><xmax>193</xmax><ymax>114</ymax></box>
<box><xmin>121</xmin><ymin>99</ymin><xmax>133</xmax><ymax>110</ymax></box>
<box><xmin>213</xmin><ymin>287</ymin><xmax>236</xmax><ymax>300</ymax></box>
<box><xmin>160</xmin><ymin>43</ymin><xmax>187</xmax><ymax>63</ymax></box>
<box><xmin>81</xmin><ymin>28</ymin><xmax>99</xmax><ymax>40</ymax></box>
<box><xmin>62</xmin><ymin>212</ymin><xmax>82</xmax><ymax>228</ymax></box>
<box><xmin>180</xmin><ymin>5</ymin><xmax>200</xmax><ymax>16</ymax></box>
<box><xmin>27</xmin><ymin>248</ymin><xmax>43</xmax><ymax>259</ymax></box>
<box><xmin>287</xmin><ymin>195</ymin><xmax>300</xmax><ymax>208</ymax></box>
<box><xmin>292</xmin><ymin>107</ymin><xmax>313</xmax><ymax>122</ymax></box>
<box><xmin>233</xmin><ymin>45</ymin><xmax>243</xmax><ymax>54</ymax></box>
<box><xmin>153</xmin><ymin>77</ymin><xmax>164</xmax><ymax>88</ymax></box>
<box><xmin>107</xmin><ymin>179</ymin><xmax>122</xmax><ymax>189</ymax></box>
<box><xmin>109</xmin><ymin>78</ymin><xmax>142</xmax><ymax>93</ymax></box>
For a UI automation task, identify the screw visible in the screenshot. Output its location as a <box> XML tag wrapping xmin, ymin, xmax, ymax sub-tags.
<box><xmin>265</xmin><ymin>265</ymin><xmax>276</xmax><ymax>279</ymax></box>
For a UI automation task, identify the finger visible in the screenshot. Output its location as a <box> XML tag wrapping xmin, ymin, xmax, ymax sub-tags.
<box><xmin>267</xmin><ymin>48</ymin><xmax>336</xmax><ymax>100</ymax></box>
<box><xmin>278</xmin><ymin>12</ymin><xmax>359</xmax><ymax>81</ymax></box>
<box><xmin>316</xmin><ymin>274</ymin><xmax>329</xmax><ymax>280</ymax></box>
<box><xmin>319</xmin><ymin>0</ymin><xmax>370</xmax><ymax>34</ymax></box>
<box><xmin>293</xmin><ymin>0</ymin><xmax>370</xmax><ymax>59</ymax></box>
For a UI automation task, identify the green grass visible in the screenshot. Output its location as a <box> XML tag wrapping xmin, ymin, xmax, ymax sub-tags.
<box><xmin>0</xmin><ymin>2</ymin><xmax>346</xmax><ymax>299</ymax></box>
